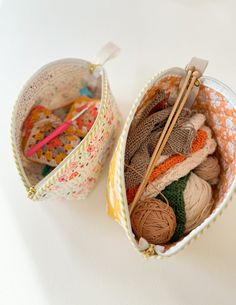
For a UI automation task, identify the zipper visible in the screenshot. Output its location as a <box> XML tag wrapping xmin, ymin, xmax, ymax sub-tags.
<box><xmin>11</xmin><ymin>63</ymin><xmax>108</xmax><ymax>200</ymax></box>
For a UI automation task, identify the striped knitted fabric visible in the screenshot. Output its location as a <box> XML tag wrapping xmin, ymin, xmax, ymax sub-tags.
<box><xmin>126</xmin><ymin>129</ymin><xmax>207</xmax><ymax>204</ymax></box>
<box><xmin>157</xmin><ymin>173</ymin><xmax>190</xmax><ymax>242</ymax></box>
<box><xmin>149</xmin><ymin>129</ymin><xmax>207</xmax><ymax>182</ymax></box>
<box><xmin>142</xmin><ymin>126</ymin><xmax>216</xmax><ymax>199</ymax></box>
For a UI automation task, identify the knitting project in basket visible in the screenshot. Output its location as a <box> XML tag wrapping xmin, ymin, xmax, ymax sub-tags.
<box><xmin>107</xmin><ymin>65</ymin><xmax>236</xmax><ymax>258</ymax></box>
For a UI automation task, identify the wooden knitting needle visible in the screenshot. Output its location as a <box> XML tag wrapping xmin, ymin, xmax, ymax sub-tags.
<box><xmin>129</xmin><ymin>68</ymin><xmax>193</xmax><ymax>213</ymax></box>
<box><xmin>151</xmin><ymin>70</ymin><xmax>201</xmax><ymax>165</ymax></box>
<box><xmin>129</xmin><ymin>68</ymin><xmax>200</xmax><ymax>214</ymax></box>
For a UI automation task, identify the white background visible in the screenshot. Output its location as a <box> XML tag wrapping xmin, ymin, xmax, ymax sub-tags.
<box><xmin>0</xmin><ymin>0</ymin><xmax>236</xmax><ymax>304</ymax></box>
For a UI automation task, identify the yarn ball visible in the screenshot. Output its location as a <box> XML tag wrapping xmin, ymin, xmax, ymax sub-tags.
<box><xmin>193</xmin><ymin>156</ymin><xmax>220</xmax><ymax>185</ymax></box>
<box><xmin>184</xmin><ymin>172</ymin><xmax>213</xmax><ymax>233</ymax></box>
<box><xmin>131</xmin><ymin>198</ymin><xmax>176</xmax><ymax>245</ymax></box>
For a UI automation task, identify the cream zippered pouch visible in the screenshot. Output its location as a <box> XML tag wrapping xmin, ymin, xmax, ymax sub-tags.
<box><xmin>107</xmin><ymin>64</ymin><xmax>236</xmax><ymax>258</ymax></box>
<box><xmin>12</xmin><ymin>43</ymin><xmax>121</xmax><ymax>200</ymax></box>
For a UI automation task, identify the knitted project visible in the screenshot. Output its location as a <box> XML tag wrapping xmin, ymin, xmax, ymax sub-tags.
<box><xmin>126</xmin><ymin>128</ymin><xmax>208</xmax><ymax>204</ymax></box>
<box><xmin>129</xmin><ymin>90</ymin><xmax>167</xmax><ymax>131</ymax></box>
<box><xmin>155</xmin><ymin>112</ymin><xmax>206</xmax><ymax>167</ymax></box>
<box><xmin>157</xmin><ymin>173</ymin><xmax>190</xmax><ymax>242</ymax></box>
<box><xmin>142</xmin><ymin>126</ymin><xmax>217</xmax><ymax>199</ymax></box>
<box><xmin>126</xmin><ymin>107</ymin><xmax>193</xmax><ymax>163</ymax></box>
<box><xmin>125</xmin><ymin>95</ymin><xmax>195</xmax><ymax>189</ymax></box>
<box><xmin>133</xmin><ymin>85</ymin><xmax>170</xmax><ymax>125</ymax></box>
<box><xmin>150</xmin><ymin>129</ymin><xmax>207</xmax><ymax>182</ymax></box>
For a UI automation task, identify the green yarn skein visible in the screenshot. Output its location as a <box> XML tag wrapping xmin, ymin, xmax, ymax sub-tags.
<box><xmin>157</xmin><ymin>173</ymin><xmax>190</xmax><ymax>242</ymax></box>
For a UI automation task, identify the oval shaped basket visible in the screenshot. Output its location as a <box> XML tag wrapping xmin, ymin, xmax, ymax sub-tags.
<box><xmin>12</xmin><ymin>58</ymin><xmax>120</xmax><ymax>200</ymax></box>
<box><xmin>106</xmin><ymin>67</ymin><xmax>236</xmax><ymax>258</ymax></box>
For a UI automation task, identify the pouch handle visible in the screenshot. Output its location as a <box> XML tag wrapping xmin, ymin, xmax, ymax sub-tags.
<box><xmin>181</xmin><ymin>57</ymin><xmax>208</xmax><ymax>107</ymax></box>
<box><xmin>90</xmin><ymin>42</ymin><xmax>120</xmax><ymax>72</ymax></box>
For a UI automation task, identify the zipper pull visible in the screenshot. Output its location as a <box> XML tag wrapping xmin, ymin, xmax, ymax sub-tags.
<box><xmin>28</xmin><ymin>186</ymin><xmax>36</xmax><ymax>199</ymax></box>
<box><xmin>143</xmin><ymin>244</ymin><xmax>156</xmax><ymax>258</ymax></box>
<box><xmin>90</xmin><ymin>42</ymin><xmax>120</xmax><ymax>73</ymax></box>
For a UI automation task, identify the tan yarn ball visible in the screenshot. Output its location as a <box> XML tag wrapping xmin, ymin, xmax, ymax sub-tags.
<box><xmin>131</xmin><ymin>198</ymin><xmax>176</xmax><ymax>245</ymax></box>
<box><xmin>194</xmin><ymin>156</ymin><xmax>220</xmax><ymax>185</ymax></box>
<box><xmin>184</xmin><ymin>172</ymin><xmax>213</xmax><ymax>234</ymax></box>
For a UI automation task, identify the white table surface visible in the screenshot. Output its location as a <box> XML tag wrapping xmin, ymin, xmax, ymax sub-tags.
<box><xmin>0</xmin><ymin>0</ymin><xmax>236</xmax><ymax>304</ymax></box>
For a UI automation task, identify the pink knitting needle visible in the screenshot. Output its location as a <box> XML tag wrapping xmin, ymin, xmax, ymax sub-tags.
<box><xmin>25</xmin><ymin>106</ymin><xmax>89</xmax><ymax>158</ymax></box>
